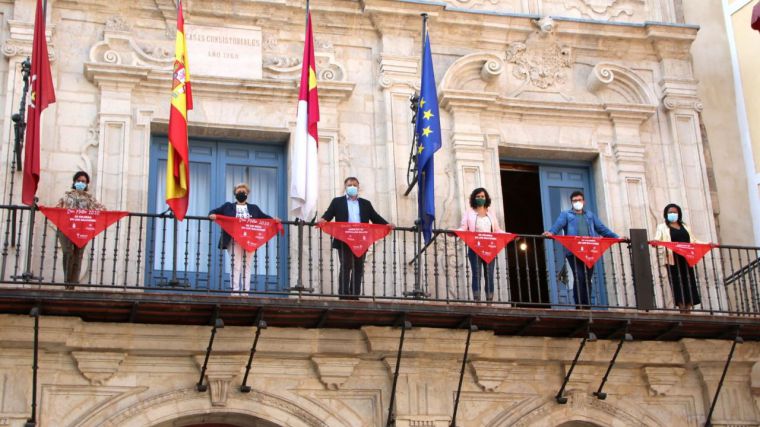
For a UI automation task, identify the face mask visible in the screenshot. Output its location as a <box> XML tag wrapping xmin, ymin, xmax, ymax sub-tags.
<box><xmin>474</xmin><ymin>198</ymin><xmax>486</xmax><ymax>207</ymax></box>
<box><xmin>235</xmin><ymin>192</ymin><xmax>247</xmax><ymax>203</ymax></box>
<box><xmin>346</xmin><ymin>186</ymin><xmax>358</xmax><ymax>198</ymax></box>
<box><xmin>667</xmin><ymin>212</ymin><xmax>679</xmax><ymax>223</ymax></box>
<box><xmin>73</xmin><ymin>182</ymin><xmax>87</xmax><ymax>191</ymax></box>
<box><xmin>572</xmin><ymin>201</ymin><xmax>584</xmax><ymax>211</ymax></box>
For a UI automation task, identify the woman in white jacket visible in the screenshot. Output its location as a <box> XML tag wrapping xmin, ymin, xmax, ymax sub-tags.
<box><xmin>653</xmin><ymin>203</ymin><xmax>701</xmax><ymax>311</ymax></box>
<box><xmin>459</xmin><ymin>188</ymin><xmax>503</xmax><ymax>301</ymax></box>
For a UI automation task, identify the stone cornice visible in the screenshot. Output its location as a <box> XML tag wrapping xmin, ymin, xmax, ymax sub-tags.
<box><xmin>361</xmin><ymin>0</ymin><xmax>697</xmax><ymax>58</ymax></box>
<box><xmin>84</xmin><ymin>62</ymin><xmax>354</xmax><ymax>103</ymax></box>
<box><xmin>441</xmin><ymin>89</ymin><xmax>618</xmax><ymax>122</ymax></box>
<box><xmin>605</xmin><ymin>103</ymin><xmax>657</xmax><ymax>123</ymax></box>
<box><xmin>83</xmin><ymin>25</ymin><xmax>355</xmax><ymax>102</ymax></box>
<box><xmin>2</xmin><ymin>20</ymin><xmax>56</xmax><ymax>61</ymax></box>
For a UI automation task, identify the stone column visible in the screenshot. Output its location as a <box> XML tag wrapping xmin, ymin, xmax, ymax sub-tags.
<box><xmin>652</xmin><ymin>31</ymin><xmax>717</xmax><ymax>244</ymax></box>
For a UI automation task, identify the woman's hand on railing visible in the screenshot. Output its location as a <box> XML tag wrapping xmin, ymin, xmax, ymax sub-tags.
<box><xmin>209</xmin><ymin>214</ymin><xmax>217</xmax><ymax>221</ymax></box>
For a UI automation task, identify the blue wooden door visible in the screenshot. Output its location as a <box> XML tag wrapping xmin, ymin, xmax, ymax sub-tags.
<box><xmin>539</xmin><ymin>166</ymin><xmax>608</xmax><ymax>307</ymax></box>
<box><xmin>147</xmin><ymin>137</ymin><xmax>286</xmax><ymax>293</ymax></box>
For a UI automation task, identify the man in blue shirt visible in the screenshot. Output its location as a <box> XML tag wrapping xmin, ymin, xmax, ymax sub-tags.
<box><xmin>543</xmin><ymin>190</ymin><xmax>620</xmax><ymax>308</ymax></box>
<box><xmin>318</xmin><ymin>177</ymin><xmax>390</xmax><ymax>299</ymax></box>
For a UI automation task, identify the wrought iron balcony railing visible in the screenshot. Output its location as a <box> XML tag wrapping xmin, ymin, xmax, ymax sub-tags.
<box><xmin>1</xmin><ymin>205</ymin><xmax>758</xmax><ymax>316</ymax></box>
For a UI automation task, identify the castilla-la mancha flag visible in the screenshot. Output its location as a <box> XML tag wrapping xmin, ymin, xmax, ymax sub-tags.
<box><xmin>289</xmin><ymin>11</ymin><xmax>319</xmax><ymax>221</ymax></box>
<box><xmin>166</xmin><ymin>0</ymin><xmax>193</xmax><ymax>221</ymax></box>
<box><xmin>22</xmin><ymin>0</ymin><xmax>56</xmax><ymax>206</ymax></box>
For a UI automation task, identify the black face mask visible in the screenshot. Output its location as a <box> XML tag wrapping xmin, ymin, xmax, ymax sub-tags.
<box><xmin>235</xmin><ymin>192</ymin><xmax>248</xmax><ymax>203</ymax></box>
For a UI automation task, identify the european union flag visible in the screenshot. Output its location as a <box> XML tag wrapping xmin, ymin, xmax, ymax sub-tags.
<box><xmin>415</xmin><ymin>31</ymin><xmax>441</xmax><ymax>243</ymax></box>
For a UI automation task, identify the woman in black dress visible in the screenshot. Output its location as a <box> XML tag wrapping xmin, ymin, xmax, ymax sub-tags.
<box><xmin>654</xmin><ymin>203</ymin><xmax>701</xmax><ymax>311</ymax></box>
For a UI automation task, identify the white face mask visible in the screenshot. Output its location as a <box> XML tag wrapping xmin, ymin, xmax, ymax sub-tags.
<box><xmin>572</xmin><ymin>201</ymin><xmax>584</xmax><ymax>211</ymax></box>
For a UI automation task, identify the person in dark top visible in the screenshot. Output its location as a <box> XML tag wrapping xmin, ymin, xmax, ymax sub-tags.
<box><xmin>317</xmin><ymin>177</ymin><xmax>392</xmax><ymax>299</ymax></box>
<box><xmin>543</xmin><ymin>190</ymin><xmax>620</xmax><ymax>308</ymax></box>
<box><xmin>654</xmin><ymin>203</ymin><xmax>701</xmax><ymax>311</ymax></box>
<box><xmin>209</xmin><ymin>183</ymin><xmax>272</xmax><ymax>294</ymax></box>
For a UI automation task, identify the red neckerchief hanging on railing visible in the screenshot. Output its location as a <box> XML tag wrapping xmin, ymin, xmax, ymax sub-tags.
<box><xmin>213</xmin><ymin>216</ymin><xmax>284</xmax><ymax>252</ymax></box>
<box><xmin>318</xmin><ymin>222</ymin><xmax>392</xmax><ymax>257</ymax></box>
<box><xmin>38</xmin><ymin>206</ymin><xmax>128</xmax><ymax>248</ymax></box>
<box><xmin>550</xmin><ymin>235</ymin><xmax>626</xmax><ymax>268</ymax></box>
<box><xmin>452</xmin><ymin>231</ymin><xmax>518</xmax><ymax>263</ymax></box>
<box><xmin>649</xmin><ymin>241</ymin><xmax>716</xmax><ymax>267</ymax></box>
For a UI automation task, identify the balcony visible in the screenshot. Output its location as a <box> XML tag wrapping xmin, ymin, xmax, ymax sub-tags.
<box><xmin>0</xmin><ymin>204</ymin><xmax>759</xmax><ymax>341</ymax></box>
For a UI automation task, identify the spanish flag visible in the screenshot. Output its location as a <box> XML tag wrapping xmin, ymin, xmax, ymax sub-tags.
<box><xmin>166</xmin><ymin>0</ymin><xmax>193</xmax><ymax>221</ymax></box>
<box><xmin>289</xmin><ymin>11</ymin><xmax>319</xmax><ymax>221</ymax></box>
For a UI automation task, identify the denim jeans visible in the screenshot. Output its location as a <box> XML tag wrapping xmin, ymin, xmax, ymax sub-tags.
<box><xmin>566</xmin><ymin>255</ymin><xmax>594</xmax><ymax>307</ymax></box>
<box><xmin>467</xmin><ymin>249</ymin><xmax>495</xmax><ymax>300</ymax></box>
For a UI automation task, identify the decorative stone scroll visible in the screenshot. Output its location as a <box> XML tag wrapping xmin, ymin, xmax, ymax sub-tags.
<box><xmin>587</xmin><ymin>62</ymin><xmax>657</xmax><ymax>106</ymax></box>
<box><xmin>2</xmin><ymin>20</ymin><xmax>55</xmax><ymax>60</ymax></box>
<box><xmin>561</xmin><ymin>0</ymin><xmax>647</xmax><ymax>21</ymax></box>
<box><xmin>263</xmin><ymin>51</ymin><xmax>347</xmax><ymax>82</ymax></box>
<box><xmin>88</xmin><ymin>18</ymin><xmax>172</xmax><ymax>68</ymax></box>
<box><xmin>439</xmin><ymin>53</ymin><xmax>503</xmax><ymax>93</ymax></box>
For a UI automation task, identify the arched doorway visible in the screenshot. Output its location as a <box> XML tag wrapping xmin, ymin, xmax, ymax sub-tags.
<box><xmin>557</xmin><ymin>422</ymin><xmax>602</xmax><ymax>427</ymax></box>
<box><xmin>153</xmin><ymin>413</ymin><xmax>283</xmax><ymax>427</ymax></box>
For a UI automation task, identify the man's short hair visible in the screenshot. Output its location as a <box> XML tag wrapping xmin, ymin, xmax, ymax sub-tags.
<box><xmin>570</xmin><ymin>190</ymin><xmax>585</xmax><ymax>201</ymax></box>
<box><xmin>233</xmin><ymin>183</ymin><xmax>250</xmax><ymax>193</ymax></box>
<box><xmin>344</xmin><ymin>177</ymin><xmax>359</xmax><ymax>185</ymax></box>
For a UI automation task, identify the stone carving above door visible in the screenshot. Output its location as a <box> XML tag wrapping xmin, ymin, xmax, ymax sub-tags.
<box><xmin>505</xmin><ymin>27</ymin><xmax>573</xmax><ymax>92</ymax></box>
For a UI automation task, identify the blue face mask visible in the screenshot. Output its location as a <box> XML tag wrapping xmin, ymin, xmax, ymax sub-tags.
<box><xmin>74</xmin><ymin>182</ymin><xmax>87</xmax><ymax>191</ymax></box>
<box><xmin>346</xmin><ymin>186</ymin><xmax>358</xmax><ymax>198</ymax></box>
<box><xmin>667</xmin><ymin>212</ymin><xmax>679</xmax><ymax>223</ymax></box>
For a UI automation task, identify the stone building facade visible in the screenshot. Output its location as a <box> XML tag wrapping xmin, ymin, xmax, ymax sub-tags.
<box><xmin>0</xmin><ymin>0</ymin><xmax>758</xmax><ymax>426</ymax></box>
<box><xmin>1</xmin><ymin>316</ymin><xmax>760</xmax><ymax>427</ymax></box>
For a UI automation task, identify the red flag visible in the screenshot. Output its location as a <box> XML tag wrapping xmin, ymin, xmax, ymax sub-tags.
<box><xmin>453</xmin><ymin>231</ymin><xmax>518</xmax><ymax>263</ymax></box>
<box><xmin>289</xmin><ymin>11</ymin><xmax>320</xmax><ymax>220</ymax></box>
<box><xmin>649</xmin><ymin>241</ymin><xmax>715</xmax><ymax>267</ymax></box>
<box><xmin>22</xmin><ymin>0</ymin><xmax>56</xmax><ymax>206</ymax></box>
<box><xmin>318</xmin><ymin>222</ymin><xmax>392</xmax><ymax>257</ymax></box>
<box><xmin>214</xmin><ymin>216</ymin><xmax>284</xmax><ymax>252</ymax></box>
<box><xmin>39</xmin><ymin>207</ymin><xmax>128</xmax><ymax>248</ymax></box>
<box><xmin>551</xmin><ymin>235</ymin><xmax>625</xmax><ymax>268</ymax></box>
<box><xmin>752</xmin><ymin>1</ymin><xmax>760</xmax><ymax>31</ymax></box>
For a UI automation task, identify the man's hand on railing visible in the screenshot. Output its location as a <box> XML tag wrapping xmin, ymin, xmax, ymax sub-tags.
<box><xmin>542</xmin><ymin>231</ymin><xmax>553</xmax><ymax>237</ymax></box>
<box><xmin>209</xmin><ymin>214</ymin><xmax>217</xmax><ymax>221</ymax></box>
<box><xmin>317</xmin><ymin>218</ymin><xmax>327</xmax><ymax>225</ymax></box>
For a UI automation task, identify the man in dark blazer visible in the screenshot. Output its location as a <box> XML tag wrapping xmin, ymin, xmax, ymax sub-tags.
<box><xmin>318</xmin><ymin>177</ymin><xmax>391</xmax><ymax>299</ymax></box>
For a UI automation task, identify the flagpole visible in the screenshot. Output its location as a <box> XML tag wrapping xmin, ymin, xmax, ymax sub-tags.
<box><xmin>8</xmin><ymin>58</ymin><xmax>31</xmax><ymax>204</ymax></box>
<box><xmin>292</xmin><ymin>0</ymin><xmax>310</xmax><ymax>295</ymax></box>
<box><xmin>168</xmin><ymin>0</ymin><xmax>180</xmax><ymax>288</ymax></box>
<box><xmin>407</xmin><ymin>13</ymin><xmax>428</xmax><ymax>299</ymax></box>
<box><xmin>161</xmin><ymin>0</ymin><xmax>188</xmax><ymax>289</ymax></box>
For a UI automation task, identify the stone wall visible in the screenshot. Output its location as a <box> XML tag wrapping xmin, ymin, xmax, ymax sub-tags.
<box><xmin>0</xmin><ymin>315</ymin><xmax>759</xmax><ymax>426</ymax></box>
<box><xmin>0</xmin><ymin>0</ymin><xmax>746</xmax><ymax>246</ymax></box>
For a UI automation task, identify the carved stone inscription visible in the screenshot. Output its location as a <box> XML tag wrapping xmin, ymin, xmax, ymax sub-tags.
<box><xmin>185</xmin><ymin>24</ymin><xmax>262</xmax><ymax>79</ymax></box>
